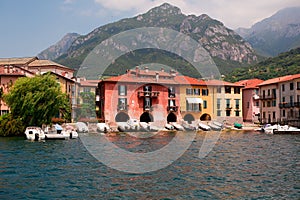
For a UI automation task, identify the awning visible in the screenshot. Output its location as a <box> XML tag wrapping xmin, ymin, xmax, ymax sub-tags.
<box><xmin>186</xmin><ymin>97</ymin><xmax>203</xmax><ymax>104</ymax></box>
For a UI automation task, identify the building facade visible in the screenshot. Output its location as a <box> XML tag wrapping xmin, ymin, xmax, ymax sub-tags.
<box><xmin>236</xmin><ymin>79</ymin><xmax>263</xmax><ymax>123</ymax></box>
<box><xmin>258</xmin><ymin>74</ymin><xmax>300</xmax><ymax>126</ymax></box>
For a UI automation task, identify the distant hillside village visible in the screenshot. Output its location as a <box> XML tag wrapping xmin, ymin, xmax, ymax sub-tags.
<box><xmin>0</xmin><ymin>57</ymin><xmax>299</xmax><ymax>127</ymax></box>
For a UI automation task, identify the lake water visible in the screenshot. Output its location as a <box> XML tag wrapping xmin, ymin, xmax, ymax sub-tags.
<box><xmin>1</xmin><ymin>131</ymin><xmax>299</xmax><ymax>199</ymax></box>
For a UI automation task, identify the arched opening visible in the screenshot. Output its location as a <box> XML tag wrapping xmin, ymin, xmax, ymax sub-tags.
<box><xmin>183</xmin><ymin>114</ymin><xmax>195</xmax><ymax>124</ymax></box>
<box><xmin>140</xmin><ymin>112</ymin><xmax>153</xmax><ymax>123</ymax></box>
<box><xmin>167</xmin><ymin>112</ymin><xmax>177</xmax><ymax>123</ymax></box>
<box><xmin>200</xmin><ymin>113</ymin><xmax>211</xmax><ymax>121</ymax></box>
<box><xmin>115</xmin><ymin>112</ymin><xmax>130</xmax><ymax>122</ymax></box>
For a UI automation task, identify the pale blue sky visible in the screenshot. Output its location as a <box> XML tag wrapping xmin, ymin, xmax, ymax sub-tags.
<box><xmin>1</xmin><ymin>0</ymin><xmax>299</xmax><ymax>58</ymax></box>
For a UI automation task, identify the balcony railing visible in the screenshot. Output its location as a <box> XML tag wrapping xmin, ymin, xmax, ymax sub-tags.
<box><xmin>117</xmin><ymin>104</ymin><xmax>129</xmax><ymax>111</ymax></box>
<box><xmin>138</xmin><ymin>91</ymin><xmax>159</xmax><ymax>98</ymax></box>
<box><xmin>279</xmin><ymin>102</ymin><xmax>300</xmax><ymax>108</ymax></box>
<box><xmin>144</xmin><ymin>106</ymin><xmax>153</xmax><ymax>111</ymax></box>
<box><xmin>167</xmin><ymin>106</ymin><xmax>178</xmax><ymax>112</ymax></box>
<box><xmin>260</xmin><ymin>94</ymin><xmax>276</xmax><ymax>100</ymax></box>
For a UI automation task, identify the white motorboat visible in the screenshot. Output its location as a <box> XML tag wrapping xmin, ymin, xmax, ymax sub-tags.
<box><xmin>25</xmin><ymin>127</ymin><xmax>45</xmax><ymax>141</ymax></box>
<box><xmin>165</xmin><ymin>123</ymin><xmax>175</xmax><ymax>130</ymax></box>
<box><xmin>198</xmin><ymin>122</ymin><xmax>211</xmax><ymax>131</ymax></box>
<box><xmin>264</xmin><ymin>124</ymin><xmax>300</xmax><ymax>134</ymax></box>
<box><xmin>208</xmin><ymin>122</ymin><xmax>222</xmax><ymax>131</ymax></box>
<box><xmin>76</xmin><ymin>122</ymin><xmax>89</xmax><ymax>133</ymax></box>
<box><xmin>97</xmin><ymin>123</ymin><xmax>110</xmax><ymax>133</ymax></box>
<box><xmin>170</xmin><ymin>122</ymin><xmax>185</xmax><ymax>131</ymax></box>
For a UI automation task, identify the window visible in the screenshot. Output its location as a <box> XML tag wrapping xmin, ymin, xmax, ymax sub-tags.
<box><xmin>283</xmin><ymin>110</ymin><xmax>286</xmax><ymax>117</ymax></box>
<box><xmin>118</xmin><ymin>85</ymin><xmax>127</xmax><ymax>96</ymax></box>
<box><xmin>272</xmin><ymin>89</ymin><xmax>276</xmax><ymax>98</ymax></box>
<box><xmin>290</xmin><ymin>83</ymin><xmax>294</xmax><ymax>90</ymax></box>
<box><xmin>217</xmin><ymin>98</ymin><xmax>221</xmax><ymax>109</ymax></box>
<box><xmin>144</xmin><ymin>97</ymin><xmax>152</xmax><ymax>110</ymax></box>
<box><xmin>235</xmin><ymin>111</ymin><xmax>240</xmax><ymax>117</ymax></box>
<box><xmin>118</xmin><ymin>98</ymin><xmax>127</xmax><ymax>110</ymax></box>
<box><xmin>263</xmin><ymin>101</ymin><xmax>265</xmax><ymax>107</ymax></box>
<box><xmin>282</xmin><ymin>97</ymin><xmax>285</xmax><ymax>102</ymax></box>
<box><xmin>186</xmin><ymin>88</ymin><xmax>193</xmax><ymax>95</ymax></box>
<box><xmin>272</xmin><ymin>100</ymin><xmax>276</xmax><ymax>107</ymax></box>
<box><xmin>186</xmin><ymin>101</ymin><xmax>201</xmax><ymax>112</ymax></box>
<box><xmin>255</xmin><ymin>101</ymin><xmax>259</xmax><ymax>107</ymax></box>
<box><xmin>83</xmin><ymin>87</ymin><xmax>91</xmax><ymax>93</ymax></box>
<box><xmin>235</xmin><ymin>99</ymin><xmax>240</xmax><ymax>109</ymax></box>
<box><xmin>226</xmin><ymin>99</ymin><xmax>231</xmax><ymax>108</ymax></box>
<box><xmin>217</xmin><ymin>110</ymin><xmax>221</xmax><ymax>116</ymax></box>
<box><xmin>202</xmin><ymin>89</ymin><xmax>209</xmax><ymax>96</ymax></box>
<box><xmin>169</xmin><ymin>99</ymin><xmax>175</xmax><ymax>107</ymax></box>
<box><xmin>282</xmin><ymin>84</ymin><xmax>285</xmax><ymax>92</ymax></box>
<box><xmin>254</xmin><ymin>89</ymin><xmax>258</xmax><ymax>95</ymax></box>
<box><xmin>225</xmin><ymin>86</ymin><xmax>231</xmax><ymax>94</ymax></box>
<box><xmin>217</xmin><ymin>87</ymin><xmax>222</xmax><ymax>93</ymax></box>
<box><xmin>273</xmin><ymin>112</ymin><xmax>276</xmax><ymax>119</ymax></box>
<box><xmin>193</xmin><ymin>88</ymin><xmax>200</xmax><ymax>95</ymax></box>
<box><xmin>226</xmin><ymin>110</ymin><xmax>231</xmax><ymax>116</ymax></box>
<box><xmin>168</xmin><ymin>87</ymin><xmax>175</xmax><ymax>98</ymax></box>
<box><xmin>267</xmin><ymin>101</ymin><xmax>271</xmax><ymax>107</ymax></box>
<box><xmin>203</xmin><ymin>100</ymin><xmax>207</xmax><ymax>109</ymax></box>
<box><xmin>263</xmin><ymin>112</ymin><xmax>266</xmax><ymax>119</ymax></box>
<box><xmin>297</xmin><ymin>82</ymin><xmax>300</xmax><ymax>90</ymax></box>
<box><xmin>267</xmin><ymin>89</ymin><xmax>270</xmax><ymax>96</ymax></box>
<box><xmin>234</xmin><ymin>87</ymin><xmax>240</xmax><ymax>94</ymax></box>
<box><xmin>290</xmin><ymin>96</ymin><xmax>294</xmax><ymax>104</ymax></box>
<box><xmin>263</xmin><ymin>90</ymin><xmax>265</xmax><ymax>98</ymax></box>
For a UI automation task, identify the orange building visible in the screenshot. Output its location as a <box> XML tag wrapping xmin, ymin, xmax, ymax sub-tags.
<box><xmin>96</xmin><ymin>67</ymin><xmax>181</xmax><ymax>125</ymax></box>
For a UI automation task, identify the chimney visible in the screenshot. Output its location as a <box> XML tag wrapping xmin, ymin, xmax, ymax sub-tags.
<box><xmin>145</xmin><ymin>66</ymin><xmax>149</xmax><ymax>73</ymax></box>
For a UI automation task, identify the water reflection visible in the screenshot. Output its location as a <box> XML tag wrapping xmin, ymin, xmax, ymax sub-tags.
<box><xmin>0</xmin><ymin>131</ymin><xmax>299</xmax><ymax>199</ymax></box>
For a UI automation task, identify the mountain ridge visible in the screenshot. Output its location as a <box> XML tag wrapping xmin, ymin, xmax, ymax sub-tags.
<box><xmin>50</xmin><ymin>3</ymin><xmax>258</xmax><ymax>79</ymax></box>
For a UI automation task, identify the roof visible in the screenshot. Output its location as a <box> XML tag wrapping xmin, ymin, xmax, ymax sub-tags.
<box><xmin>80</xmin><ymin>80</ymin><xmax>100</xmax><ymax>87</ymax></box>
<box><xmin>235</xmin><ymin>79</ymin><xmax>264</xmax><ymax>89</ymax></box>
<box><xmin>102</xmin><ymin>73</ymin><xmax>178</xmax><ymax>85</ymax></box>
<box><xmin>0</xmin><ymin>65</ymin><xmax>34</xmax><ymax>76</ymax></box>
<box><xmin>204</xmin><ymin>79</ymin><xmax>242</xmax><ymax>87</ymax></box>
<box><xmin>0</xmin><ymin>57</ymin><xmax>37</xmax><ymax>65</ymax></box>
<box><xmin>28</xmin><ymin>60</ymin><xmax>75</xmax><ymax>72</ymax></box>
<box><xmin>258</xmin><ymin>74</ymin><xmax>300</xmax><ymax>86</ymax></box>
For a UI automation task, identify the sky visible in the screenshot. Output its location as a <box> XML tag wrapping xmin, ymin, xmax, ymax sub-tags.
<box><xmin>1</xmin><ymin>0</ymin><xmax>300</xmax><ymax>58</ymax></box>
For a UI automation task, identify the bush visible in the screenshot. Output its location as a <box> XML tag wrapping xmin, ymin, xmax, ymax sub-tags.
<box><xmin>0</xmin><ymin>114</ymin><xmax>26</xmax><ymax>137</ymax></box>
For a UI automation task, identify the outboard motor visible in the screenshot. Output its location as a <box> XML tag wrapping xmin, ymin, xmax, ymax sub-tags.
<box><xmin>34</xmin><ymin>133</ymin><xmax>39</xmax><ymax>141</ymax></box>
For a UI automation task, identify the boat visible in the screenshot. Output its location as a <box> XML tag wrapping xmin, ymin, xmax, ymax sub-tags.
<box><xmin>25</xmin><ymin>127</ymin><xmax>45</xmax><ymax>141</ymax></box>
<box><xmin>127</xmin><ymin>119</ymin><xmax>140</xmax><ymax>131</ymax></box>
<box><xmin>263</xmin><ymin>124</ymin><xmax>300</xmax><ymax>134</ymax></box>
<box><xmin>182</xmin><ymin>122</ymin><xmax>196</xmax><ymax>131</ymax></box>
<box><xmin>212</xmin><ymin>121</ymin><xmax>223</xmax><ymax>128</ymax></box>
<box><xmin>198</xmin><ymin>122</ymin><xmax>211</xmax><ymax>131</ymax></box>
<box><xmin>170</xmin><ymin>122</ymin><xmax>185</xmax><ymax>131</ymax></box>
<box><xmin>234</xmin><ymin>122</ymin><xmax>243</xmax><ymax>129</ymax></box>
<box><xmin>139</xmin><ymin>122</ymin><xmax>151</xmax><ymax>131</ymax></box>
<box><xmin>208</xmin><ymin>122</ymin><xmax>222</xmax><ymax>131</ymax></box>
<box><xmin>165</xmin><ymin>123</ymin><xmax>175</xmax><ymax>130</ymax></box>
<box><xmin>117</xmin><ymin>122</ymin><xmax>131</xmax><ymax>132</ymax></box>
<box><xmin>97</xmin><ymin>123</ymin><xmax>110</xmax><ymax>133</ymax></box>
<box><xmin>44</xmin><ymin>124</ymin><xmax>78</xmax><ymax>140</ymax></box>
<box><xmin>76</xmin><ymin>122</ymin><xmax>89</xmax><ymax>133</ymax></box>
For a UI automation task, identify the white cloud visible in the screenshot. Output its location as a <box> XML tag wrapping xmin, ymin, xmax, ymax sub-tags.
<box><xmin>93</xmin><ymin>0</ymin><xmax>300</xmax><ymax>29</ymax></box>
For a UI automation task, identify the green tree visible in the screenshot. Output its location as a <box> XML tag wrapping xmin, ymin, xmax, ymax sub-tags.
<box><xmin>4</xmin><ymin>73</ymin><xmax>71</xmax><ymax>127</ymax></box>
<box><xmin>78</xmin><ymin>91</ymin><xmax>96</xmax><ymax>119</ymax></box>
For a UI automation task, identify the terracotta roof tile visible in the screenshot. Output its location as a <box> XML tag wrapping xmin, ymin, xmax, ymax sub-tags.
<box><xmin>0</xmin><ymin>57</ymin><xmax>37</xmax><ymax>65</ymax></box>
<box><xmin>28</xmin><ymin>60</ymin><xmax>74</xmax><ymax>71</ymax></box>
<box><xmin>235</xmin><ymin>79</ymin><xmax>264</xmax><ymax>89</ymax></box>
<box><xmin>258</xmin><ymin>74</ymin><xmax>300</xmax><ymax>86</ymax></box>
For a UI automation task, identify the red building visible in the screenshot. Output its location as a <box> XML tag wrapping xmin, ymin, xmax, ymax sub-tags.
<box><xmin>96</xmin><ymin>67</ymin><xmax>182</xmax><ymax>125</ymax></box>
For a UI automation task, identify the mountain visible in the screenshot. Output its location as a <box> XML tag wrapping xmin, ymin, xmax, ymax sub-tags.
<box><xmin>53</xmin><ymin>3</ymin><xmax>258</xmax><ymax>79</ymax></box>
<box><xmin>225</xmin><ymin>47</ymin><xmax>300</xmax><ymax>82</ymax></box>
<box><xmin>235</xmin><ymin>7</ymin><xmax>300</xmax><ymax>57</ymax></box>
<box><xmin>38</xmin><ymin>33</ymin><xmax>80</xmax><ymax>60</ymax></box>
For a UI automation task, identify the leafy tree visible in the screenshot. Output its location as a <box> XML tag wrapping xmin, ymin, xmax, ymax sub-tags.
<box><xmin>0</xmin><ymin>114</ymin><xmax>25</xmax><ymax>136</ymax></box>
<box><xmin>77</xmin><ymin>92</ymin><xmax>96</xmax><ymax>119</ymax></box>
<box><xmin>4</xmin><ymin>73</ymin><xmax>71</xmax><ymax>127</ymax></box>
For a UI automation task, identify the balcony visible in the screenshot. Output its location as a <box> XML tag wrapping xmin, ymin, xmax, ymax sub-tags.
<box><xmin>260</xmin><ymin>94</ymin><xmax>276</xmax><ymax>100</ymax></box>
<box><xmin>138</xmin><ymin>91</ymin><xmax>159</xmax><ymax>98</ymax></box>
<box><xmin>226</xmin><ymin>105</ymin><xmax>232</xmax><ymax>110</ymax></box>
<box><xmin>167</xmin><ymin>106</ymin><xmax>178</xmax><ymax>112</ymax></box>
<box><xmin>117</xmin><ymin>104</ymin><xmax>129</xmax><ymax>112</ymax></box>
<box><xmin>279</xmin><ymin>102</ymin><xmax>300</xmax><ymax>108</ymax></box>
<box><xmin>253</xmin><ymin>94</ymin><xmax>260</xmax><ymax>100</ymax></box>
<box><xmin>144</xmin><ymin>106</ymin><xmax>153</xmax><ymax>112</ymax></box>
